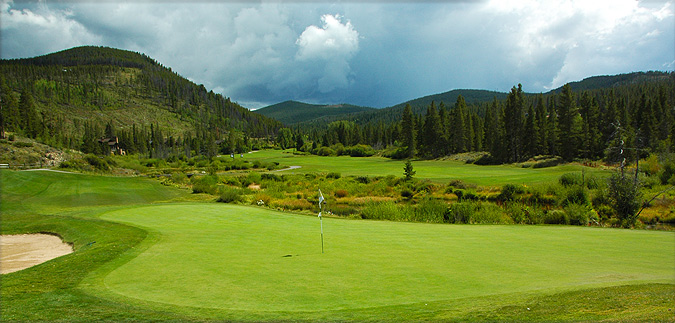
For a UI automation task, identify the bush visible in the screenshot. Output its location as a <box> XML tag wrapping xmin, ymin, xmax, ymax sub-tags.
<box><xmin>660</xmin><ymin>161</ymin><xmax>675</xmax><ymax>185</ymax></box>
<box><xmin>335</xmin><ymin>189</ymin><xmax>349</xmax><ymax>198</ymax></box>
<box><xmin>326</xmin><ymin>172</ymin><xmax>341</xmax><ymax>179</ymax></box>
<box><xmin>217</xmin><ymin>187</ymin><xmax>243</xmax><ymax>203</ymax></box>
<box><xmin>383</xmin><ymin>147</ymin><xmax>409</xmax><ymax>160</ymax></box>
<box><xmin>559</xmin><ymin>173</ymin><xmax>581</xmax><ymax>187</ymax></box>
<box><xmin>261</xmin><ymin>173</ymin><xmax>282</xmax><ymax>182</ymax></box>
<box><xmin>498</xmin><ymin>184</ymin><xmax>524</xmax><ymax>202</ymax></box>
<box><xmin>345</xmin><ymin>144</ymin><xmax>375</xmax><ymax>157</ymax></box>
<box><xmin>401</xmin><ymin>189</ymin><xmax>414</xmax><ymax>200</ymax></box>
<box><xmin>414</xmin><ymin>198</ymin><xmax>448</xmax><ymax>223</ymax></box>
<box><xmin>607</xmin><ymin>173</ymin><xmax>642</xmax><ymax>228</ymax></box>
<box><xmin>544</xmin><ymin>210</ymin><xmax>569</xmax><ymax>225</ymax></box>
<box><xmin>564</xmin><ymin>204</ymin><xmax>591</xmax><ymax>226</ymax></box>
<box><xmin>447</xmin><ymin>202</ymin><xmax>475</xmax><ymax>224</ymax></box>
<box><xmin>471</xmin><ymin>203</ymin><xmax>512</xmax><ymax>224</ymax></box>
<box><xmin>355</xmin><ymin>176</ymin><xmax>371</xmax><ymax>184</ymax></box>
<box><xmin>561</xmin><ymin>186</ymin><xmax>589</xmax><ymax>207</ymax></box>
<box><xmin>84</xmin><ymin>154</ymin><xmax>111</xmax><ymax>171</ymax></box>
<box><xmin>192</xmin><ymin>176</ymin><xmax>218</xmax><ymax>195</ymax></box>
<box><xmin>316</xmin><ymin>146</ymin><xmax>335</xmax><ymax>156</ymax></box>
<box><xmin>504</xmin><ymin>202</ymin><xmax>528</xmax><ymax>224</ymax></box>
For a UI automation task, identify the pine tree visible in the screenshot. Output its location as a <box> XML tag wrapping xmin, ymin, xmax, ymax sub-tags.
<box><xmin>450</xmin><ymin>95</ymin><xmax>467</xmax><ymax>153</ymax></box>
<box><xmin>534</xmin><ymin>94</ymin><xmax>548</xmax><ymax>155</ymax></box>
<box><xmin>401</xmin><ymin>104</ymin><xmax>415</xmax><ymax>158</ymax></box>
<box><xmin>422</xmin><ymin>101</ymin><xmax>442</xmax><ymax>157</ymax></box>
<box><xmin>523</xmin><ymin>105</ymin><xmax>538</xmax><ymax>159</ymax></box>
<box><xmin>504</xmin><ymin>84</ymin><xmax>524</xmax><ymax>162</ymax></box>
<box><xmin>19</xmin><ymin>88</ymin><xmax>41</xmax><ymax>138</ymax></box>
<box><xmin>556</xmin><ymin>84</ymin><xmax>579</xmax><ymax>161</ymax></box>
<box><xmin>579</xmin><ymin>92</ymin><xmax>601</xmax><ymax>159</ymax></box>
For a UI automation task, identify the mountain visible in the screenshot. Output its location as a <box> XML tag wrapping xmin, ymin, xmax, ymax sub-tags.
<box><xmin>256</xmin><ymin>100</ymin><xmax>375</xmax><ymax>125</ymax></box>
<box><xmin>548</xmin><ymin>71</ymin><xmax>672</xmax><ymax>93</ymax></box>
<box><xmin>296</xmin><ymin>89</ymin><xmax>507</xmax><ymax>128</ymax></box>
<box><xmin>0</xmin><ymin>46</ymin><xmax>281</xmax><ymax>156</ymax></box>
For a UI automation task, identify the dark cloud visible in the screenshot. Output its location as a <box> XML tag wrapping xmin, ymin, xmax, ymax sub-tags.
<box><xmin>1</xmin><ymin>0</ymin><xmax>673</xmax><ymax>109</ymax></box>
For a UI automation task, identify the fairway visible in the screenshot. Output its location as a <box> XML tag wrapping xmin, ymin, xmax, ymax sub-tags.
<box><xmin>246</xmin><ymin>150</ymin><xmax>606</xmax><ymax>185</ymax></box>
<box><xmin>96</xmin><ymin>203</ymin><xmax>674</xmax><ymax>313</ymax></box>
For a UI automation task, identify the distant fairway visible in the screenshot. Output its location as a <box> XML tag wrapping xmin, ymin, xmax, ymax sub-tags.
<box><xmin>96</xmin><ymin>203</ymin><xmax>674</xmax><ymax>314</ymax></box>
<box><xmin>246</xmin><ymin>150</ymin><xmax>607</xmax><ymax>185</ymax></box>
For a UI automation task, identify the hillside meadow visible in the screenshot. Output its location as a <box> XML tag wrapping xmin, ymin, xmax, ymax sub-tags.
<box><xmin>1</xmin><ymin>169</ymin><xmax>674</xmax><ymax>321</ymax></box>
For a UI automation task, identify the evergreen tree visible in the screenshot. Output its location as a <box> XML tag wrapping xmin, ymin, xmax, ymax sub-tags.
<box><xmin>18</xmin><ymin>88</ymin><xmax>40</xmax><ymax>138</ymax></box>
<box><xmin>534</xmin><ymin>94</ymin><xmax>548</xmax><ymax>155</ymax></box>
<box><xmin>401</xmin><ymin>104</ymin><xmax>415</xmax><ymax>158</ymax></box>
<box><xmin>556</xmin><ymin>84</ymin><xmax>579</xmax><ymax>161</ymax></box>
<box><xmin>579</xmin><ymin>92</ymin><xmax>601</xmax><ymax>159</ymax></box>
<box><xmin>450</xmin><ymin>95</ymin><xmax>467</xmax><ymax>153</ymax></box>
<box><xmin>421</xmin><ymin>101</ymin><xmax>443</xmax><ymax>157</ymax></box>
<box><xmin>523</xmin><ymin>105</ymin><xmax>537</xmax><ymax>159</ymax></box>
<box><xmin>504</xmin><ymin>84</ymin><xmax>524</xmax><ymax>162</ymax></box>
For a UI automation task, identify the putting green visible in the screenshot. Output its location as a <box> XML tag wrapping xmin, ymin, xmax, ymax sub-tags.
<box><xmin>98</xmin><ymin>204</ymin><xmax>674</xmax><ymax>312</ymax></box>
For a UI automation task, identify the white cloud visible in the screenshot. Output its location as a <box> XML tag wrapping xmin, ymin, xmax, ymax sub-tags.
<box><xmin>296</xmin><ymin>14</ymin><xmax>359</xmax><ymax>93</ymax></box>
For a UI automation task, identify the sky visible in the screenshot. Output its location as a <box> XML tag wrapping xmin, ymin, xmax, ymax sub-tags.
<box><xmin>1</xmin><ymin>0</ymin><xmax>674</xmax><ymax>109</ymax></box>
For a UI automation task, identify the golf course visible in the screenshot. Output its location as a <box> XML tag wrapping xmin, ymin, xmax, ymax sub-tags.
<box><xmin>1</xmin><ymin>168</ymin><xmax>674</xmax><ymax>321</ymax></box>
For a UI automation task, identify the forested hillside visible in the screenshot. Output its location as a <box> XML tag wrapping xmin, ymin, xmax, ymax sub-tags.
<box><xmin>256</xmin><ymin>100</ymin><xmax>374</xmax><ymax>125</ymax></box>
<box><xmin>296</xmin><ymin>72</ymin><xmax>674</xmax><ymax>164</ymax></box>
<box><xmin>0</xmin><ymin>46</ymin><xmax>281</xmax><ymax>158</ymax></box>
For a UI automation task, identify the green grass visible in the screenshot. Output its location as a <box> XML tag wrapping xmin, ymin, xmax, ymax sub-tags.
<box><xmin>2</xmin><ymin>170</ymin><xmax>673</xmax><ymax>321</ymax></box>
<box><xmin>247</xmin><ymin>150</ymin><xmax>607</xmax><ymax>186</ymax></box>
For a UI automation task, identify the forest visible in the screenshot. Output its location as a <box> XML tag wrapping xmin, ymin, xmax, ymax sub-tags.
<box><xmin>1</xmin><ymin>46</ymin><xmax>674</xmax><ymax>167</ymax></box>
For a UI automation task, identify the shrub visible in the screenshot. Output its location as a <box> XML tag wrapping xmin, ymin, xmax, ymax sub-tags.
<box><xmin>316</xmin><ymin>146</ymin><xmax>335</xmax><ymax>156</ymax></box>
<box><xmin>447</xmin><ymin>179</ymin><xmax>468</xmax><ymax>189</ymax></box>
<box><xmin>561</xmin><ymin>186</ymin><xmax>589</xmax><ymax>207</ymax></box>
<box><xmin>559</xmin><ymin>173</ymin><xmax>581</xmax><ymax>187</ymax></box>
<box><xmin>218</xmin><ymin>187</ymin><xmax>243</xmax><ymax>203</ymax></box>
<box><xmin>383</xmin><ymin>147</ymin><xmax>409</xmax><ymax>160</ymax></box>
<box><xmin>346</xmin><ymin>144</ymin><xmax>375</xmax><ymax>157</ymax></box>
<box><xmin>504</xmin><ymin>202</ymin><xmax>528</xmax><ymax>224</ymax></box>
<box><xmin>607</xmin><ymin>173</ymin><xmax>642</xmax><ymax>228</ymax></box>
<box><xmin>472</xmin><ymin>203</ymin><xmax>512</xmax><ymax>224</ymax></box>
<box><xmin>355</xmin><ymin>176</ymin><xmax>371</xmax><ymax>184</ymax></box>
<box><xmin>544</xmin><ymin>210</ymin><xmax>569</xmax><ymax>225</ymax></box>
<box><xmin>659</xmin><ymin>161</ymin><xmax>675</xmax><ymax>185</ymax></box>
<box><xmin>327</xmin><ymin>172</ymin><xmax>341</xmax><ymax>179</ymax></box>
<box><xmin>498</xmin><ymin>184</ymin><xmax>524</xmax><ymax>202</ymax></box>
<box><xmin>261</xmin><ymin>173</ymin><xmax>282</xmax><ymax>182</ymax></box>
<box><xmin>192</xmin><ymin>176</ymin><xmax>218</xmax><ymax>195</ymax></box>
<box><xmin>401</xmin><ymin>188</ymin><xmax>414</xmax><ymax>200</ymax></box>
<box><xmin>414</xmin><ymin>198</ymin><xmax>447</xmax><ymax>223</ymax></box>
<box><xmin>564</xmin><ymin>204</ymin><xmax>591</xmax><ymax>226</ymax></box>
<box><xmin>335</xmin><ymin>189</ymin><xmax>349</xmax><ymax>198</ymax></box>
<box><xmin>447</xmin><ymin>202</ymin><xmax>475</xmax><ymax>224</ymax></box>
<box><xmin>84</xmin><ymin>154</ymin><xmax>111</xmax><ymax>171</ymax></box>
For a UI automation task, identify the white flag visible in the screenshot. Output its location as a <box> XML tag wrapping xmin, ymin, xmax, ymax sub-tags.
<box><xmin>318</xmin><ymin>189</ymin><xmax>325</xmax><ymax>204</ymax></box>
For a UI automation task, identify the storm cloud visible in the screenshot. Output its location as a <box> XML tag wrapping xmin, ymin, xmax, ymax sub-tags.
<box><xmin>1</xmin><ymin>0</ymin><xmax>673</xmax><ymax>109</ymax></box>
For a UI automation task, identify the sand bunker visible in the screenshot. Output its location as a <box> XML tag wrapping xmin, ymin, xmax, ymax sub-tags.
<box><xmin>1</xmin><ymin>234</ymin><xmax>73</xmax><ymax>274</ymax></box>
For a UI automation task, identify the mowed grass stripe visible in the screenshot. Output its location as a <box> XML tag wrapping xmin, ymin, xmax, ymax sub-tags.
<box><xmin>99</xmin><ymin>204</ymin><xmax>674</xmax><ymax>312</ymax></box>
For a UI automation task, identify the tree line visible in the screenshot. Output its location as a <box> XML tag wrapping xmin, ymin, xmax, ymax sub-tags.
<box><xmin>298</xmin><ymin>74</ymin><xmax>673</xmax><ymax>164</ymax></box>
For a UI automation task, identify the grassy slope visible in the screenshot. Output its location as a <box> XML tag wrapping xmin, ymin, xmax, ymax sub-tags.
<box><xmin>2</xmin><ymin>170</ymin><xmax>673</xmax><ymax>321</ymax></box>
<box><xmin>247</xmin><ymin>150</ymin><xmax>607</xmax><ymax>186</ymax></box>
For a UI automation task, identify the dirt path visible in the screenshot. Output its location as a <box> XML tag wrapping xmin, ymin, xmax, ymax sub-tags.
<box><xmin>0</xmin><ymin>234</ymin><xmax>73</xmax><ymax>274</ymax></box>
<box><xmin>271</xmin><ymin>165</ymin><xmax>301</xmax><ymax>172</ymax></box>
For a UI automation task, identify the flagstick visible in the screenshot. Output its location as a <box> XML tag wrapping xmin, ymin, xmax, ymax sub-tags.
<box><xmin>320</xmin><ymin>214</ymin><xmax>324</xmax><ymax>254</ymax></box>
